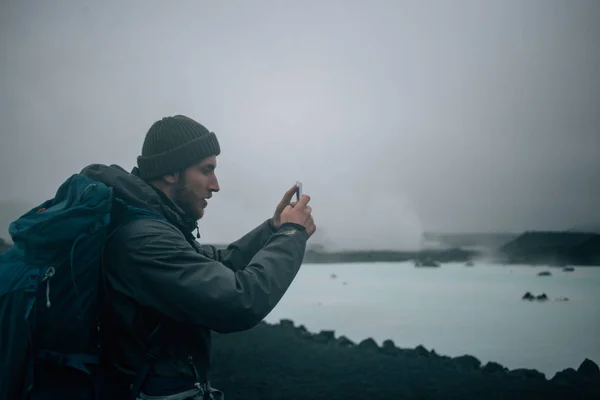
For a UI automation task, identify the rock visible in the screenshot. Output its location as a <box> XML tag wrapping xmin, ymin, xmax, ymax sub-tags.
<box><xmin>379</xmin><ymin>339</ymin><xmax>397</xmax><ymax>355</ymax></box>
<box><xmin>522</xmin><ymin>291</ymin><xmax>549</xmax><ymax>301</ymax></box>
<box><xmin>555</xmin><ymin>297</ymin><xmax>569</xmax><ymax>301</ymax></box>
<box><xmin>509</xmin><ymin>368</ymin><xmax>546</xmax><ymax>380</ymax></box>
<box><xmin>296</xmin><ymin>325</ymin><xmax>311</xmax><ymax>339</ymax></box>
<box><xmin>537</xmin><ymin>271</ymin><xmax>552</xmax><ymax>276</ymax></box>
<box><xmin>577</xmin><ymin>358</ymin><xmax>600</xmax><ymax>379</ymax></box>
<box><xmin>551</xmin><ymin>368</ymin><xmax>578</xmax><ymax>384</ymax></box>
<box><xmin>210</xmin><ymin>320</ymin><xmax>600</xmax><ymax>399</ymax></box>
<box><xmin>482</xmin><ymin>361</ymin><xmax>507</xmax><ymax>374</ymax></box>
<box><xmin>336</xmin><ymin>336</ymin><xmax>354</xmax><ymax>348</ymax></box>
<box><xmin>522</xmin><ymin>292</ymin><xmax>535</xmax><ymax>300</ymax></box>
<box><xmin>279</xmin><ymin>319</ymin><xmax>294</xmax><ymax>328</ymax></box>
<box><xmin>357</xmin><ymin>338</ymin><xmax>379</xmax><ymax>351</ymax></box>
<box><xmin>453</xmin><ymin>355</ymin><xmax>482</xmax><ymax>370</ymax></box>
<box><xmin>313</xmin><ymin>331</ymin><xmax>335</xmax><ymax>343</ymax></box>
<box><xmin>330</xmin><ymin>273</ymin><xmax>337</xmax><ymax>279</ymax></box>
<box><xmin>318</xmin><ymin>330</ymin><xmax>335</xmax><ymax>341</ymax></box>
<box><xmin>414</xmin><ymin>345</ymin><xmax>430</xmax><ymax>357</ymax></box>
<box><xmin>382</xmin><ymin>339</ymin><xmax>396</xmax><ymax>350</ymax></box>
<box><xmin>562</xmin><ymin>266</ymin><xmax>575</xmax><ymax>272</ymax></box>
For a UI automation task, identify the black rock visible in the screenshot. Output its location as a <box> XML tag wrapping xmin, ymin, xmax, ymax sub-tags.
<box><xmin>482</xmin><ymin>361</ymin><xmax>507</xmax><ymax>374</ymax></box>
<box><xmin>522</xmin><ymin>291</ymin><xmax>535</xmax><ymax>300</ymax></box>
<box><xmin>313</xmin><ymin>332</ymin><xmax>333</xmax><ymax>343</ymax></box>
<box><xmin>336</xmin><ymin>336</ymin><xmax>355</xmax><ymax>348</ymax></box>
<box><xmin>295</xmin><ymin>325</ymin><xmax>311</xmax><ymax>339</ymax></box>
<box><xmin>414</xmin><ymin>345</ymin><xmax>430</xmax><ymax>357</ymax></box>
<box><xmin>357</xmin><ymin>338</ymin><xmax>379</xmax><ymax>351</ymax></box>
<box><xmin>552</xmin><ymin>367</ymin><xmax>578</xmax><ymax>384</ymax></box>
<box><xmin>378</xmin><ymin>340</ymin><xmax>398</xmax><ymax>356</ymax></box>
<box><xmin>318</xmin><ymin>330</ymin><xmax>335</xmax><ymax>341</ymax></box>
<box><xmin>509</xmin><ymin>368</ymin><xmax>546</xmax><ymax>380</ymax></box>
<box><xmin>578</xmin><ymin>358</ymin><xmax>600</xmax><ymax>379</ymax></box>
<box><xmin>279</xmin><ymin>319</ymin><xmax>294</xmax><ymax>328</ymax></box>
<box><xmin>208</xmin><ymin>320</ymin><xmax>600</xmax><ymax>399</ymax></box>
<box><xmin>453</xmin><ymin>355</ymin><xmax>482</xmax><ymax>370</ymax></box>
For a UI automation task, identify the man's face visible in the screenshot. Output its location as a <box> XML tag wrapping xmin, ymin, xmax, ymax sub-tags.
<box><xmin>173</xmin><ymin>156</ymin><xmax>220</xmax><ymax>220</ymax></box>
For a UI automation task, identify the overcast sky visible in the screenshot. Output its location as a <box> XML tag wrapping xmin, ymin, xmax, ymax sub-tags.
<box><xmin>1</xmin><ymin>0</ymin><xmax>598</xmax><ymax>250</ymax></box>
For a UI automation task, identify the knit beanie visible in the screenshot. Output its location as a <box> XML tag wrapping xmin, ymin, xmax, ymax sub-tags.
<box><xmin>137</xmin><ymin>115</ymin><xmax>221</xmax><ymax>181</ymax></box>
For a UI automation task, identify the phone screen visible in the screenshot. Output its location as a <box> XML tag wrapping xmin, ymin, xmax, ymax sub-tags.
<box><xmin>295</xmin><ymin>181</ymin><xmax>302</xmax><ymax>202</ymax></box>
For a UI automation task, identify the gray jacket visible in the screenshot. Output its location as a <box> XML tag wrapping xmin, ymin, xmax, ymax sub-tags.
<box><xmin>81</xmin><ymin>164</ymin><xmax>308</xmax><ymax>394</ymax></box>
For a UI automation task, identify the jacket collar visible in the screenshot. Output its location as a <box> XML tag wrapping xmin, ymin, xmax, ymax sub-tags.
<box><xmin>130</xmin><ymin>167</ymin><xmax>200</xmax><ymax>238</ymax></box>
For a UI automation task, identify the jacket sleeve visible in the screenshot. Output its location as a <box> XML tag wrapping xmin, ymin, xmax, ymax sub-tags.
<box><xmin>105</xmin><ymin>218</ymin><xmax>308</xmax><ymax>333</ymax></box>
<box><xmin>198</xmin><ymin>219</ymin><xmax>277</xmax><ymax>272</ymax></box>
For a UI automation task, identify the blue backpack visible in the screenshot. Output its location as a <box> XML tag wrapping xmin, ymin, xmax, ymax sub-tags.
<box><xmin>0</xmin><ymin>173</ymin><xmax>163</xmax><ymax>400</ymax></box>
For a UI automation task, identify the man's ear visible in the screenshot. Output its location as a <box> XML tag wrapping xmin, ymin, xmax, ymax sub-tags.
<box><xmin>163</xmin><ymin>171</ymin><xmax>180</xmax><ymax>185</ymax></box>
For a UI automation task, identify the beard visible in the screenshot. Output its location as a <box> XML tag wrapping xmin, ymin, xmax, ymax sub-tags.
<box><xmin>173</xmin><ymin>176</ymin><xmax>205</xmax><ymax>221</ymax></box>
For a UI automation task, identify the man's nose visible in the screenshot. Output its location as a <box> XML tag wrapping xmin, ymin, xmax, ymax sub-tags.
<box><xmin>210</xmin><ymin>177</ymin><xmax>220</xmax><ymax>193</ymax></box>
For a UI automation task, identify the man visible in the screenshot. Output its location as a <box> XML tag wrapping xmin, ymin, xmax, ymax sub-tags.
<box><xmin>81</xmin><ymin>115</ymin><xmax>316</xmax><ymax>399</ymax></box>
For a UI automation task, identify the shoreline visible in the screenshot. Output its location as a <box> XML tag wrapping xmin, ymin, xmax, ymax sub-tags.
<box><xmin>210</xmin><ymin>319</ymin><xmax>600</xmax><ymax>399</ymax></box>
<box><xmin>3</xmin><ymin>238</ymin><xmax>600</xmax><ymax>266</ymax></box>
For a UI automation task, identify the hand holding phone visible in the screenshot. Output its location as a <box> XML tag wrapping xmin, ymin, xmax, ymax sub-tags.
<box><xmin>280</xmin><ymin>181</ymin><xmax>316</xmax><ymax>236</ymax></box>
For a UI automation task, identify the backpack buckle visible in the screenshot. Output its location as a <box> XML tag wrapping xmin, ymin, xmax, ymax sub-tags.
<box><xmin>194</xmin><ymin>381</ymin><xmax>214</xmax><ymax>399</ymax></box>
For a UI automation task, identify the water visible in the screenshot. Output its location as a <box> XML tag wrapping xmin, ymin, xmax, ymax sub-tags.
<box><xmin>263</xmin><ymin>262</ymin><xmax>600</xmax><ymax>378</ymax></box>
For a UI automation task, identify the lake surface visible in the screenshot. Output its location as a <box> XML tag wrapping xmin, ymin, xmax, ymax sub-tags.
<box><xmin>263</xmin><ymin>262</ymin><xmax>600</xmax><ymax>378</ymax></box>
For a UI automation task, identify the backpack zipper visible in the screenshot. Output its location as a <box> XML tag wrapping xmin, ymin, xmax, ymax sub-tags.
<box><xmin>42</xmin><ymin>266</ymin><xmax>56</xmax><ymax>308</ymax></box>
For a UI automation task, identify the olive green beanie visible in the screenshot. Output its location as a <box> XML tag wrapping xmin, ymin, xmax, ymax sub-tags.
<box><xmin>137</xmin><ymin>115</ymin><xmax>221</xmax><ymax>181</ymax></box>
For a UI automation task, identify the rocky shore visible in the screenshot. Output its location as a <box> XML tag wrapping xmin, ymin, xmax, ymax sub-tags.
<box><xmin>210</xmin><ymin>319</ymin><xmax>600</xmax><ymax>400</ymax></box>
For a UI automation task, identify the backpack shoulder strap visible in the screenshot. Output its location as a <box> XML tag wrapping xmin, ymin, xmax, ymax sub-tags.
<box><xmin>100</xmin><ymin>200</ymin><xmax>168</xmax><ymax>400</ymax></box>
<box><xmin>129</xmin><ymin>323</ymin><xmax>163</xmax><ymax>400</ymax></box>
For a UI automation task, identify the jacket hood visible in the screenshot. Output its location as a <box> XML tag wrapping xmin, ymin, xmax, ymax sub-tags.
<box><xmin>80</xmin><ymin>164</ymin><xmax>198</xmax><ymax>235</ymax></box>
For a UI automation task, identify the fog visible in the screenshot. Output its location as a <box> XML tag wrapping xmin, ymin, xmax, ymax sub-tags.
<box><xmin>1</xmin><ymin>0</ymin><xmax>599</xmax><ymax>250</ymax></box>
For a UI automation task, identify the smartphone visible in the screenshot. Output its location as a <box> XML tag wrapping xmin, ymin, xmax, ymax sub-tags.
<box><xmin>295</xmin><ymin>181</ymin><xmax>303</xmax><ymax>202</ymax></box>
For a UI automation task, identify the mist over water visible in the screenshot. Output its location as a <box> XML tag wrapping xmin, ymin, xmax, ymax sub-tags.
<box><xmin>312</xmin><ymin>193</ymin><xmax>424</xmax><ymax>251</ymax></box>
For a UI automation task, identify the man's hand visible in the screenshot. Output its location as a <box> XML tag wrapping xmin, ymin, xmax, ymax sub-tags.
<box><xmin>270</xmin><ymin>184</ymin><xmax>299</xmax><ymax>230</ymax></box>
<box><xmin>280</xmin><ymin>193</ymin><xmax>316</xmax><ymax>237</ymax></box>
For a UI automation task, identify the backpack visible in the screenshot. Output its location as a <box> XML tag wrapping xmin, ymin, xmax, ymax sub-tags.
<box><xmin>0</xmin><ymin>173</ymin><xmax>164</xmax><ymax>400</ymax></box>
